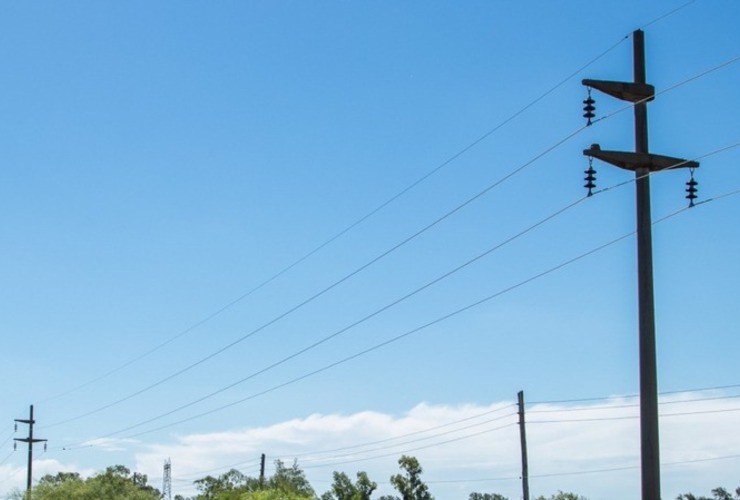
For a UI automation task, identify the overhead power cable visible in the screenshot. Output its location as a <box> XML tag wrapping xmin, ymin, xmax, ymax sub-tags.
<box><xmin>46</xmin><ymin>52</ymin><xmax>740</xmax><ymax>431</ymax></box>
<box><xmin>289</xmin><ymin>403</ymin><xmax>517</xmax><ymax>460</ymax></box>
<box><xmin>529</xmin><ymin>382</ymin><xmax>740</xmax><ymax>405</ymax></box>
<box><xmin>424</xmin><ymin>453</ymin><xmax>740</xmax><ymax>484</ymax></box>
<box><xmin>51</xmin><ymin>137</ymin><xmax>739</xmax><ymax>447</ymax></box>
<box><xmin>53</xmin><ymin>176</ymin><xmax>740</xmax><ymax>450</ymax></box>
<box><xmin>297</xmin><ymin>422</ymin><xmax>518</xmax><ymax>471</ymax></box>
<box><xmin>36</xmin><ymin>32</ymin><xmax>630</xmax><ymax>407</ymax></box>
<box><xmin>45</xmin><ymin>122</ymin><xmax>590</xmax><ymax>430</ymax></box>
<box><xmin>295</xmin><ymin>412</ymin><xmax>518</xmax><ymax>466</ymax></box>
<box><xmin>168</xmin><ymin>406</ymin><xmax>515</xmax><ymax>481</ymax></box>
<box><xmin>61</xmin><ymin>175</ymin><xmax>587</xmax><ymax>435</ymax></box>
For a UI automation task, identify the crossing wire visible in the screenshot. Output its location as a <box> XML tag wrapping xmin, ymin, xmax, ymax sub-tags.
<box><xmin>49</xmin><ymin>134</ymin><xmax>739</xmax><ymax>449</ymax></box>
<box><xmin>35</xmin><ymin>30</ymin><xmax>631</xmax><ymax>407</ymax></box>
<box><xmin>43</xmin><ymin>49</ymin><xmax>740</xmax><ymax>433</ymax></box>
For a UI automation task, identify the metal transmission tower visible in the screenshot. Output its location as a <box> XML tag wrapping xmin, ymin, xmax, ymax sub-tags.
<box><xmin>580</xmin><ymin>30</ymin><xmax>698</xmax><ymax>500</ymax></box>
<box><xmin>14</xmin><ymin>405</ymin><xmax>48</xmax><ymax>497</ymax></box>
<box><xmin>162</xmin><ymin>458</ymin><xmax>172</xmax><ymax>500</ymax></box>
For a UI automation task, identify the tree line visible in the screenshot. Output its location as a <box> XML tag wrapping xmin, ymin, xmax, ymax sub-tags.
<box><xmin>5</xmin><ymin>455</ymin><xmax>737</xmax><ymax>500</ymax></box>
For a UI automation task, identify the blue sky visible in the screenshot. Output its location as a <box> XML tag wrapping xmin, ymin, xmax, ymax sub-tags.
<box><xmin>1</xmin><ymin>1</ymin><xmax>739</xmax><ymax>499</ymax></box>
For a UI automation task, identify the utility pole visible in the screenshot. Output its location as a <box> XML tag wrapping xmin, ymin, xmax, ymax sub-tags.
<box><xmin>517</xmin><ymin>391</ymin><xmax>529</xmax><ymax>500</ymax></box>
<box><xmin>581</xmin><ymin>29</ymin><xmax>698</xmax><ymax>500</ymax></box>
<box><xmin>14</xmin><ymin>405</ymin><xmax>47</xmax><ymax>498</ymax></box>
<box><xmin>260</xmin><ymin>453</ymin><xmax>266</xmax><ymax>487</ymax></box>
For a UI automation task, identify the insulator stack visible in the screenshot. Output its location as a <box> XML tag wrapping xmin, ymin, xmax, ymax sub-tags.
<box><xmin>686</xmin><ymin>169</ymin><xmax>698</xmax><ymax>207</ymax></box>
<box><xmin>583</xmin><ymin>88</ymin><xmax>596</xmax><ymax>126</ymax></box>
<box><xmin>584</xmin><ymin>157</ymin><xmax>597</xmax><ymax>196</ymax></box>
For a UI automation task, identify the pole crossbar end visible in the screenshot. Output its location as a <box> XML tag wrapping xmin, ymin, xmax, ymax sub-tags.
<box><xmin>583</xmin><ymin>145</ymin><xmax>698</xmax><ymax>172</ymax></box>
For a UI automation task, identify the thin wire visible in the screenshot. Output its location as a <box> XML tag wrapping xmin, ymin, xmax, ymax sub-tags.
<box><xmin>44</xmin><ymin>122</ymin><xmax>589</xmax><ymax>431</ymax></box>
<box><xmin>529</xmin><ymin>406</ymin><xmax>740</xmax><ymax>424</ymax></box>
<box><xmin>640</xmin><ymin>0</ymin><xmax>698</xmax><ymax>30</ymax></box>
<box><xmin>49</xmin><ymin>53</ymin><xmax>740</xmax><ymax>429</ymax></box>
<box><xmin>0</xmin><ymin>450</ymin><xmax>15</xmax><ymax>467</ymax></box>
<box><xmin>53</xmin><ymin>152</ymin><xmax>740</xmax><ymax>450</ymax></box>
<box><xmin>174</xmin><ymin>458</ymin><xmax>263</xmax><ymax>480</ymax></box>
<box><xmin>426</xmin><ymin>453</ymin><xmax>740</xmax><ymax>484</ymax></box>
<box><xmin>295</xmin><ymin>412</ymin><xmax>517</xmax><ymax>466</ymax></box>
<box><xmin>289</xmin><ymin>404</ymin><xmax>516</xmax><ymax>460</ymax></box>
<box><xmin>298</xmin><ymin>423</ymin><xmax>518</xmax><ymax>471</ymax></box>
<box><xmin>528</xmin><ymin>392</ymin><xmax>740</xmax><ymax>414</ymax></box>
<box><xmin>58</xmin><ymin>185</ymin><xmax>735</xmax><ymax>446</ymax></box>
<box><xmin>69</xmin><ymin>185</ymin><xmax>588</xmax><ymax>437</ymax></box>
<box><xmin>530</xmin><ymin>382</ymin><xmax>740</xmax><ymax>405</ymax></box>
<box><xmin>172</xmin><ymin>406</ymin><xmax>517</xmax><ymax>480</ymax></box>
<box><xmin>106</xmin><ymin>217</ymin><xmax>640</xmax><ymax>442</ymax></box>
<box><xmin>0</xmin><ymin>430</ymin><xmax>15</xmax><ymax>450</ymax></box>
<box><xmin>588</xmin><ymin>54</ymin><xmax>740</xmax><ymax>129</ymax></box>
<box><xmin>35</xmin><ymin>33</ymin><xmax>629</xmax><ymax>407</ymax></box>
<box><xmin>43</xmin><ymin>53</ymin><xmax>740</xmax><ymax>434</ymax></box>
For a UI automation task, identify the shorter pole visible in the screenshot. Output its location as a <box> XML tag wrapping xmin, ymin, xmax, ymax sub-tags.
<box><xmin>517</xmin><ymin>391</ymin><xmax>530</xmax><ymax>500</ymax></box>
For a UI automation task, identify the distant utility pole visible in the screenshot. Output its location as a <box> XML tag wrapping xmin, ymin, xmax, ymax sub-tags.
<box><xmin>162</xmin><ymin>458</ymin><xmax>172</xmax><ymax>500</ymax></box>
<box><xmin>581</xmin><ymin>29</ymin><xmax>698</xmax><ymax>500</ymax></box>
<box><xmin>14</xmin><ymin>405</ymin><xmax>47</xmax><ymax>498</ymax></box>
<box><xmin>517</xmin><ymin>391</ymin><xmax>529</xmax><ymax>500</ymax></box>
<box><xmin>260</xmin><ymin>453</ymin><xmax>266</xmax><ymax>486</ymax></box>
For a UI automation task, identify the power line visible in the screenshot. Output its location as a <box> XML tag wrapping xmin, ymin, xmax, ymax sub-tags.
<box><xmin>298</xmin><ymin>423</ymin><xmax>518</xmax><ymax>471</ymax></box>
<box><xmin>295</xmin><ymin>412</ymin><xmax>518</xmax><ymax>466</ymax></box>
<box><xmin>639</xmin><ymin>0</ymin><xmax>698</xmax><ymax>30</ymax></box>
<box><xmin>171</xmin><ymin>408</ymin><xmax>517</xmax><ymax>481</ymax></box>
<box><xmin>49</xmin><ymin>54</ymin><xmax>740</xmax><ymax>435</ymax></box>
<box><xmin>53</xmin><ymin>178</ymin><xmax>740</xmax><ymax>448</ymax></box>
<box><xmin>45</xmin><ymin>124</ymin><xmax>590</xmax><ymax>430</ymax></box>
<box><xmin>34</xmin><ymin>31</ymin><xmax>630</xmax><ymax>408</ymax></box>
<box><xmin>65</xmin><ymin>181</ymin><xmax>588</xmax><ymax>437</ymax></box>
<box><xmin>529</xmin><ymin>382</ymin><xmax>740</xmax><ymax>405</ymax></box>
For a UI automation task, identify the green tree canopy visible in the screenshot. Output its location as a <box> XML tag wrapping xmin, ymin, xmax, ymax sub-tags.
<box><xmin>12</xmin><ymin>465</ymin><xmax>160</xmax><ymax>500</ymax></box>
<box><xmin>677</xmin><ymin>486</ymin><xmax>740</xmax><ymax>500</ymax></box>
<box><xmin>386</xmin><ymin>455</ymin><xmax>433</xmax><ymax>500</ymax></box>
<box><xmin>469</xmin><ymin>493</ymin><xmax>509</xmax><ymax>500</ymax></box>
<box><xmin>321</xmin><ymin>471</ymin><xmax>377</xmax><ymax>500</ymax></box>
<box><xmin>534</xmin><ymin>492</ymin><xmax>588</xmax><ymax>500</ymax></box>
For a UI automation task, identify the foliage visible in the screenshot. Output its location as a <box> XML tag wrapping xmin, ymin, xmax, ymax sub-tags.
<box><xmin>192</xmin><ymin>459</ymin><xmax>314</xmax><ymax>500</ymax></box>
<box><xmin>267</xmin><ymin>459</ymin><xmax>315</xmax><ymax>498</ymax></box>
<box><xmin>321</xmin><ymin>471</ymin><xmax>377</xmax><ymax>500</ymax></box>
<box><xmin>534</xmin><ymin>492</ymin><xmax>588</xmax><ymax>500</ymax></box>
<box><xmin>469</xmin><ymin>494</ymin><xmax>509</xmax><ymax>500</ymax></box>
<box><xmin>677</xmin><ymin>487</ymin><xmax>740</xmax><ymax>500</ymax></box>
<box><xmin>12</xmin><ymin>465</ymin><xmax>160</xmax><ymax>500</ymax></box>
<box><xmin>387</xmin><ymin>455</ymin><xmax>434</xmax><ymax>500</ymax></box>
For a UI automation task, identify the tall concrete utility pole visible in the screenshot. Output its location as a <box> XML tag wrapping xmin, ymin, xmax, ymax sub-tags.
<box><xmin>582</xmin><ymin>29</ymin><xmax>698</xmax><ymax>500</ymax></box>
<box><xmin>14</xmin><ymin>405</ymin><xmax>47</xmax><ymax>498</ymax></box>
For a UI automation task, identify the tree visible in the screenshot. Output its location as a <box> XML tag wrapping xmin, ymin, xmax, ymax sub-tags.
<box><xmin>322</xmin><ymin>471</ymin><xmax>377</xmax><ymax>500</ymax></box>
<box><xmin>387</xmin><ymin>455</ymin><xmax>434</xmax><ymax>500</ymax></box>
<box><xmin>469</xmin><ymin>494</ymin><xmax>509</xmax><ymax>500</ymax></box>
<box><xmin>533</xmin><ymin>493</ymin><xmax>587</xmax><ymax>500</ymax></box>
<box><xmin>14</xmin><ymin>465</ymin><xmax>161</xmax><ymax>500</ymax></box>
<box><xmin>267</xmin><ymin>459</ymin><xmax>315</xmax><ymax>498</ymax></box>
<box><xmin>193</xmin><ymin>468</ymin><xmax>257</xmax><ymax>499</ymax></box>
<box><xmin>677</xmin><ymin>487</ymin><xmax>740</xmax><ymax>500</ymax></box>
<box><xmin>191</xmin><ymin>460</ymin><xmax>313</xmax><ymax>500</ymax></box>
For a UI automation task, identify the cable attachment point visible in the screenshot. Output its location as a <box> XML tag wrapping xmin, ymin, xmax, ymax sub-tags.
<box><xmin>686</xmin><ymin>167</ymin><xmax>698</xmax><ymax>207</ymax></box>
<box><xmin>584</xmin><ymin>156</ymin><xmax>597</xmax><ymax>196</ymax></box>
<box><xmin>583</xmin><ymin>87</ymin><xmax>596</xmax><ymax>126</ymax></box>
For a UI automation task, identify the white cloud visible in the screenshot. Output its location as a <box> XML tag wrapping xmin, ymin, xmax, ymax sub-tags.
<box><xmin>131</xmin><ymin>391</ymin><xmax>740</xmax><ymax>500</ymax></box>
<box><xmin>80</xmin><ymin>437</ymin><xmax>139</xmax><ymax>452</ymax></box>
<box><xmin>2</xmin><ymin>393</ymin><xmax>735</xmax><ymax>499</ymax></box>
